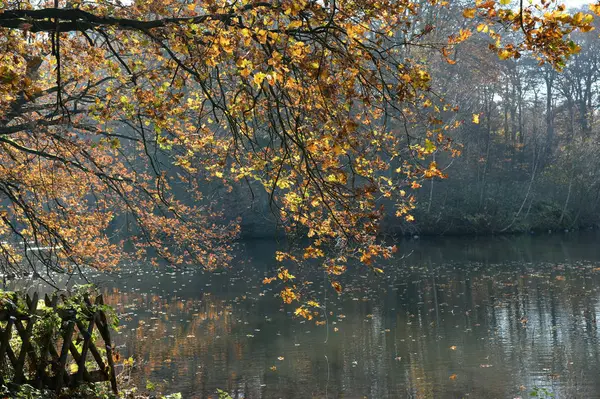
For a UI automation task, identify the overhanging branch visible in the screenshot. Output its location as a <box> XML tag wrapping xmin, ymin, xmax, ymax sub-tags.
<box><xmin>0</xmin><ymin>3</ymin><xmax>273</xmax><ymax>33</ymax></box>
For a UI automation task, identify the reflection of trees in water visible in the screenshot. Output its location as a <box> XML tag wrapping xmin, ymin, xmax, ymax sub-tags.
<box><xmin>401</xmin><ymin>232</ymin><xmax>600</xmax><ymax>267</ymax></box>
<box><xmin>98</xmin><ymin>260</ymin><xmax>600</xmax><ymax>398</ymax></box>
<box><xmin>101</xmin><ymin>289</ymin><xmax>242</xmax><ymax>397</ymax></box>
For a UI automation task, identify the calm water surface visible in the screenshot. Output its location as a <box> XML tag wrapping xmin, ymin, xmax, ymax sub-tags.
<box><xmin>14</xmin><ymin>233</ymin><xmax>600</xmax><ymax>398</ymax></box>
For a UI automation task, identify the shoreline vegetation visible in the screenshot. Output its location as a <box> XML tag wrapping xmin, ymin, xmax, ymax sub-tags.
<box><xmin>236</xmin><ymin>212</ymin><xmax>600</xmax><ymax>239</ymax></box>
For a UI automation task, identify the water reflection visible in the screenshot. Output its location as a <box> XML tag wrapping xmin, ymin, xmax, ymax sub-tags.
<box><xmin>6</xmin><ymin>232</ymin><xmax>600</xmax><ymax>398</ymax></box>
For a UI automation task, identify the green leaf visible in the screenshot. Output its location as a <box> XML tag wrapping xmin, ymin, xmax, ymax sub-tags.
<box><xmin>217</xmin><ymin>389</ymin><xmax>234</xmax><ymax>399</ymax></box>
<box><xmin>146</xmin><ymin>380</ymin><xmax>156</xmax><ymax>391</ymax></box>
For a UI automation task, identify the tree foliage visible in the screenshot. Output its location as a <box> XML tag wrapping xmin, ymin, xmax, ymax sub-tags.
<box><xmin>0</xmin><ymin>0</ymin><xmax>598</xmax><ymax>306</ymax></box>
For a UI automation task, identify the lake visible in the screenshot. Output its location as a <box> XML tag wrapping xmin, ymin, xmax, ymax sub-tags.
<box><xmin>9</xmin><ymin>232</ymin><xmax>600</xmax><ymax>398</ymax></box>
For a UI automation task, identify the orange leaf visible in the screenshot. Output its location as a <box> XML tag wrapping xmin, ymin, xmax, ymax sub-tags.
<box><xmin>331</xmin><ymin>281</ymin><xmax>343</xmax><ymax>293</ymax></box>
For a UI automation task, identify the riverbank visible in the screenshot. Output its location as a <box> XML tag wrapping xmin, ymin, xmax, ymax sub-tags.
<box><xmin>381</xmin><ymin>210</ymin><xmax>600</xmax><ymax>237</ymax></box>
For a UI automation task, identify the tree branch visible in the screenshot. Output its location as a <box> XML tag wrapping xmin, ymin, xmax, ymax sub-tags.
<box><xmin>0</xmin><ymin>3</ymin><xmax>273</xmax><ymax>33</ymax></box>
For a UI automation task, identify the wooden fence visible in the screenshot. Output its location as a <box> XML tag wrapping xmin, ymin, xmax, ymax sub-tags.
<box><xmin>0</xmin><ymin>291</ymin><xmax>118</xmax><ymax>393</ymax></box>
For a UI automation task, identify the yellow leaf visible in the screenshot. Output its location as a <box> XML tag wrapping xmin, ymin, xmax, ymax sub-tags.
<box><xmin>277</xmin><ymin>268</ymin><xmax>295</xmax><ymax>281</ymax></box>
<box><xmin>498</xmin><ymin>49</ymin><xmax>512</xmax><ymax>60</ymax></box>
<box><xmin>287</xmin><ymin>20</ymin><xmax>303</xmax><ymax>30</ymax></box>
<box><xmin>463</xmin><ymin>8</ymin><xmax>476</xmax><ymax>19</ymax></box>
<box><xmin>253</xmin><ymin>72</ymin><xmax>266</xmax><ymax>86</ymax></box>
<box><xmin>472</xmin><ymin>114</ymin><xmax>480</xmax><ymax>124</ymax></box>
<box><xmin>281</xmin><ymin>287</ymin><xmax>299</xmax><ymax>304</ymax></box>
<box><xmin>294</xmin><ymin>306</ymin><xmax>313</xmax><ymax>320</ymax></box>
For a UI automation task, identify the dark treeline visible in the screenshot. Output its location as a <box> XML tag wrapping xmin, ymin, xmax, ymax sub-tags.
<box><xmin>384</xmin><ymin>4</ymin><xmax>600</xmax><ymax>236</ymax></box>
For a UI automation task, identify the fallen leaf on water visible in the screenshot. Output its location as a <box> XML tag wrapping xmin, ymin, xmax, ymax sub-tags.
<box><xmin>270</xmin><ymin>366</ymin><xmax>277</xmax><ymax>371</ymax></box>
<box><xmin>277</xmin><ymin>356</ymin><xmax>284</xmax><ymax>361</ymax></box>
<box><xmin>449</xmin><ymin>374</ymin><xmax>457</xmax><ymax>380</ymax></box>
<box><xmin>450</xmin><ymin>345</ymin><xmax>457</xmax><ymax>350</ymax></box>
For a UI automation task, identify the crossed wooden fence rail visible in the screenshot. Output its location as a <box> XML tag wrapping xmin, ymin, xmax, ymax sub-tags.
<box><xmin>0</xmin><ymin>292</ymin><xmax>118</xmax><ymax>393</ymax></box>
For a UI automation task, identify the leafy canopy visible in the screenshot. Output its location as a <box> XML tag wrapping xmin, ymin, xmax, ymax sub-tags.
<box><xmin>0</xmin><ymin>0</ymin><xmax>597</xmax><ymax>306</ymax></box>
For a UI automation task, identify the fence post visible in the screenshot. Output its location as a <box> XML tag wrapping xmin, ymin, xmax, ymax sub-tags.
<box><xmin>34</xmin><ymin>294</ymin><xmax>59</xmax><ymax>388</ymax></box>
<box><xmin>0</xmin><ymin>315</ymin><xmax>13</xmax><ymax>386</ymax></box>
<box><xmin>13</xmin><ymin>293</ymin><xmax>38</xmax><ymax>384</ymax></box>
<box><xmin>54</xmin><ymin>319</ymin><xmax>75</xmax><ymax>392</ymax></box>
<box><xmin>96</xmin><ymin>295</ymin><xmax>118</xmax><ymax>394</ymax></box>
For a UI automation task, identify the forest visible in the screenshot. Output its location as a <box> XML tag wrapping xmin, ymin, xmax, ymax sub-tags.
<box><xmin>405</xmin><ymin>3</ymin><xmax>600</xmax><ymax>235</ymax></box>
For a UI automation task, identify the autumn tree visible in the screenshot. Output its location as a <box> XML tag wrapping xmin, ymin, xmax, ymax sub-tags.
<box><xmin>0</xmin><ymin>0</ymin><xmax>597</xmax><ymax>304</ymax></box>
